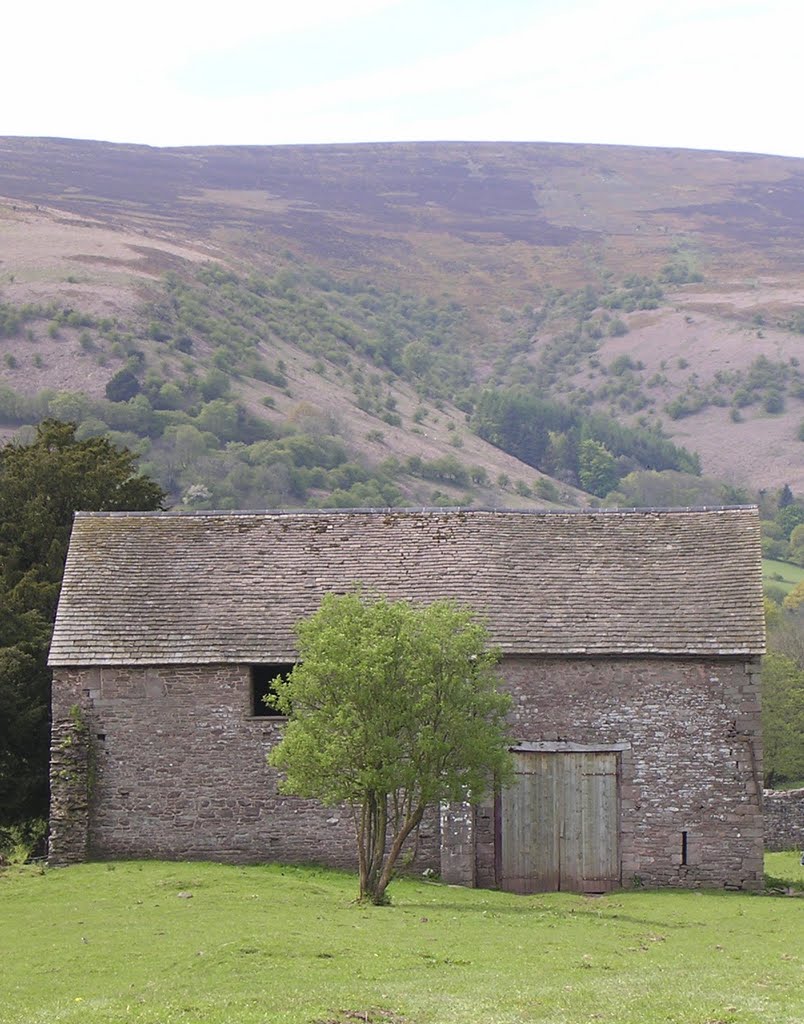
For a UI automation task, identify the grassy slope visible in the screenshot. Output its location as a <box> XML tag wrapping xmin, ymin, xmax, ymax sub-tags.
<box><xmin>1</xmin><ymin>858</ymin><xmax>802</xmax><ymax>1024</ymax></box>
<box><xmin>763</xmin><ymin>558</ymin><xmax>804</xmax><ymax>594</ymax></box>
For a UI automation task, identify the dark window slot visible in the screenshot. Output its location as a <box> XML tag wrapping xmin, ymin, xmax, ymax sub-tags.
<box><xmin>251</xmin><ymin>663</ymin><xmax>294</xmax><ymax>717</ymax></box>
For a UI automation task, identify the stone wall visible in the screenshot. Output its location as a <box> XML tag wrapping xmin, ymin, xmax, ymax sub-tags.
<box><xmin>50</xmin><ymin>654</ymin><xmax>764</xmax><ymax>891</ymax></box>
<box><xmin>48</xmin><ymin>714</ymin><xmax>91</xmax><ymax>866</ymax></box>
<box><xmin>49</xmin><ymin>664</ymin><xmax>440</xmax><ymax>871</ymax></box>
<box><xmin>468</xmin><ymin>655</ymin><xmax>763</xmax><ymax>891</ymax></box>
<box><xmin>764</xmin><ymin>788</ymin><xmax>804</xmax><ymax>851</ymax></box>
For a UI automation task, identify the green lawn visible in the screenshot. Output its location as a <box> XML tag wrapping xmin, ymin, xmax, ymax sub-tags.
<box><xmin>763</xmin><ymin>558</ymin><xmax>804</xmax><ymax>594</ymax></box>
<box><xmin>1</xmin><ymin>856</ymin><xmax>802</xmax><ymax>1024</ymax></box>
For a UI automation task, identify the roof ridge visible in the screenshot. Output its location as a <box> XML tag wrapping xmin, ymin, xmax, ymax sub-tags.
<box><xmin>76</xmin><ymin>504</ymin><xmax>759</xmax><ymax>519</ymax></box>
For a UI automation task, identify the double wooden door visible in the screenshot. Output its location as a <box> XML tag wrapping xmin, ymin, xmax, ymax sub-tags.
<box><xmin>499</xmin><ymin>750</ymin><xmax>620</xmax><ymax>893</ymax></box>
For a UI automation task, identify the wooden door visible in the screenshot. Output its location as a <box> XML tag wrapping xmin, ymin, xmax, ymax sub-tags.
<box><xmin>499</xmin><ymin>751</ymin><xmax>619</xmax><ymax>893</ymax></box>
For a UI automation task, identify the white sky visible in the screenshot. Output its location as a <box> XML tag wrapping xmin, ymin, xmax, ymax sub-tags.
<box><xmin>2</xmin><ymin>0</ymin><xmax>803</xmax><ymax>158</ymax></box>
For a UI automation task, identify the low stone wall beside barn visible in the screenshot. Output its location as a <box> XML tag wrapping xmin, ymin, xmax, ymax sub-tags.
<box><xmin>764</xmin><ymin>788</ymin><xmax>804</xmax><ymax>851</ymax></box>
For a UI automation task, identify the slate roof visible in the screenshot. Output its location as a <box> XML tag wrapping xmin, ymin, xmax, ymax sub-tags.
<box><xmin>48</xmin><ymin>506</ymin><xmax>765</xmax><ymax>666</ymax></box>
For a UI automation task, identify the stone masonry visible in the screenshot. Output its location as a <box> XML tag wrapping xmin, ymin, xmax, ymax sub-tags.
<box><xmin>763</xmin><ymin>788</ymin><xmax>804</xmax><ymax>852</ymax></box>
<box><xmin>51</xmin><ymin>653</ymin><xmax>764</xmax><ymax>890</ymax></box>
<box><xmin>49</xmin><ymin>663</ymin><xmax>440</xmax><ymax>869</ymax></box>
<box><xmin>443</xmin><ymin>654</ymin><xmax>764</xmax><ymax>891</ymax></box>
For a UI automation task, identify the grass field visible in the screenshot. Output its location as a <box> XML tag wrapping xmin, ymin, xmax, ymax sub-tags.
<box><xmin>762</xmin><ymin>558</ymin><xmax>804</xmax><ymax>594</ymax></box>
<box><xmin>1</xmin><ymin>855</ymin><xmax>802</xmax><ymax>1024</ymax></box>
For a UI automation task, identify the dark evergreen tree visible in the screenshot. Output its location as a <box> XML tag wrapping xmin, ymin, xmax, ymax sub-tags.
<box><xmin>0</xmin><ymin>421</ymin><xmax>164</xmax><ymax>826</ymax></box>
<box><xmin>105</xmin><ymin>367</ymin><xmax>140</xmax><ymax>402</ymax></box>
<box><xmin>470</xmin><ymin>388</ymin><xmax>700</xmax><ymax>493</ymax></box>
<box><xmin>778</xmin><ymin>483</ymin><xmax>794</xmax><ymax>508</ymax></box>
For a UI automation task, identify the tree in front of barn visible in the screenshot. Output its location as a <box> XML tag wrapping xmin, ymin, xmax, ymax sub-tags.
<box><xmin>268</xmin><ymin>592</ymin><xmax>512</xmax><ymax>904</ymax></box>
<box><xmin>0</xmin><ymin>420</ymin><xmax>165</xmax><ymax>836</ymax></box>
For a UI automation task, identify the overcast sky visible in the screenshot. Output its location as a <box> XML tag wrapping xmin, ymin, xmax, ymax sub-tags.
<box><xmin>3</xmin><ymin>0</ymin><xmax>802</xmax><ymax>158</ymax></box>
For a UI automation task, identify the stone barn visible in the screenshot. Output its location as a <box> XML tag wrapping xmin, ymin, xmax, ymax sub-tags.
<box><xmin>48</xmin><ymin>506</ymin><xmax>766</xmax><ymax>891</ymax></box>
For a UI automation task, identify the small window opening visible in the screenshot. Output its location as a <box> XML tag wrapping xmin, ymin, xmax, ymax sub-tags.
<box><xmin>681</xmin><ymin>830</ymin><xmax>688</xmax><ymax>866</ymax></box>
<box><xmin>251</xmin><ymin>663</ymin><xmax>294</xmax><ymax>717</ymax></box>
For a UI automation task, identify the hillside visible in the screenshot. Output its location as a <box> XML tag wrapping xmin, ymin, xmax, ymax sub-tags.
<box><xmin>1</xmin><ymin>137</ymin><xmax>803</xmax><ymax>507</ymax></box>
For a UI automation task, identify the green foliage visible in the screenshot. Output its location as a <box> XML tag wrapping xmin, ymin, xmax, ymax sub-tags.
<box><xmin>406</xmin><ymin>453</ymin><xmax>470</xmax><ymax>487</ymax></box>
<box><xmin>601</xmin><ymin>275</ymin><xmax>664</xmax><ymax>312</ymax></box>
<box><xmin>578</xmin><ymin>438</ymin><xmax>618</xmax><ymax>497</ymax></box>
<box><xmin>471</xmin><ymin>388</ymin><xmax>699</xmax><ymax>494</ymax></box>
<box><xmin>763</xmin><ymin>389</ymin><xmax>784</xmax><ymax>414</ymax></box>
<box><xmin>776</xmin><ymin>502</ymin><xmax>804</xmax><ymax>540</ymax></box>
<box><xmin>0</xmin><ymin>817</ymin><xmax>47</xmax><ymax>865</ymax></box>
<box><xmin>662</xmin><ymin>355</ymin><xmax>801</xmax><ymax>421</ymax></box>
<box><xmin>777</xmin><ymin>483</ymin><xmax>794</xmax><ymax>508</ymax></box>
<box><xmin>763</xmin><ymin>536</ymin><xmax>790</xmax><ymax>560</ymax></box>
<box><xmin>268</xmin><ymin>593</ymin><xmax>512</xmax><ymax>903</ymax></box>
<box><xmin>0</xmin><ymin>421</ymin><xmax>164</xmax><ymax>824</ymax></box>
<box><xmin>747</xmin><ymin>355</ymin><xmax>790</xmax><ymax>394</ymax></box>
<box><xmin>604</xmin><ymin>469</ymin><xmax>748</xmax><ymax>509</ymax></box>
<box><xmin>0</xmin><ymin>256</ymin><xmax>745</xmax><ymax>512</ymax></box>
<box><xmin>199</xmin><ymin>368</ymin><xmax>231</xmax><ymax>401</ymax></box>
<box><xmin>0</xmin><ymin>300</ymin><xmax>63</xmax><ymax>339</ymax></box>
<box><xmin>533</xmin><ymin>477</ymin><xmax>560</xmax><ymax>502</ymax></box>
<box><xmin>105</xmin><ymin>367</ymin><xmax>140</xmax><ymax>402</ymax></box>
<box><xmin>659</xmin><ymin>260</ymin><xmax>704</xmax><ymax>285</ymax></box>
<box><xmin>761</xmin><ymin>652</ymin><xmax>804</xmax><ymax>787</ymax></box>
<box><xmin>0</xmin><ymin>264</ymin><xmax>473</xmax><ymax>505</ymax></box>
<box><xmin>487</xmin><ymin>270</ymin><xmax>704</xmax><ymax>400</ymax></box>
<box><xmin>782</xmin><ymin>581</ymin><xmax>804</xmax><ymax>611</ymax></box>
<box><xmin>0</xmin><ymin>255</ymin><xmax>766</xmax><ymax>512</ymax></box>
<box><xmin>316</xmin><ymin>477</ymin><xmax>403</xmax><ymax>509</ymax></box>
<box><xmin>753</xmin><ymin>489</ymin><xmax>804</xmax><ymax>562</ymax></box>
<box><xmin>787</xmin><ymin>524</ymin><xmax>804</xmax><ymax>566</ymax></box>
<box><xmin>609</xmin><ymin>354</ymin><xmax>641</xmax><ymax>375</ymax></box>
<box><xmin>763</xmin><ymin>573</ymin><xmax>804</xmax><ymax>786</ymax></box>
<box><xmin>664</xmin><ymin>389</ymin><xmax>709</xmax><ymax>420</ymax></box>
<box><xmin>761</xmin><ymin>557</ymin><xmax>804</xmax><ymax>595</ymax></box>
<box><xmin>150</xmin><ymin>264</ymin><xmax>476</xmax><ymax>403</ymax></box>
<box><xmin>786</xmin><ymin>309</ymin><xmax>804</xmax><ymax>334</ymax></box>
<box><xmin>246</xmin><ymin>360</ymin><xmax>288</xmax><ymax>387</ymax></box>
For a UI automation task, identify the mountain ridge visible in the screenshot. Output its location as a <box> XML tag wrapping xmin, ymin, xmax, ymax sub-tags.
<box><xmin>1</xmin><ymin>137</ymin><xmax>803</xmax><ymax>506</ymax></box>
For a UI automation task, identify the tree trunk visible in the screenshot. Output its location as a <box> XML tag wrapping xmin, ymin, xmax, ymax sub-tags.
<box><xmin>370</xmin><ymin>804</ymin><xmax>426</xmax><ymax>905</ymax></box>
<box><xmin>356</xmin><ymin>793</ymin><xmax>428</xmax><ymax>904</ymax></box>
<box><xmin>357</xmin><ymin>791</ymin><xmax>388</xmax><ymax>903</ymax></box>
